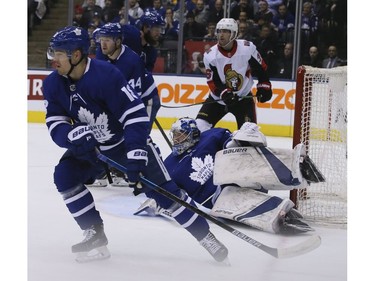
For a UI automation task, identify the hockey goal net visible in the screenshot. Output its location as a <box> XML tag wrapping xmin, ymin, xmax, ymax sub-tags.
<box><xmin>290</xmin><ymin>65</ymin><xmax>347</xmax><ymax>227</ymax></box>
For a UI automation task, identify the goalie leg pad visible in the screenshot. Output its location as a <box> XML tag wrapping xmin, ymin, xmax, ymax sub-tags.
<box><xmin>213</xmin><ymin>146</ymin><xmax>309</xmax><ymax>190</ymax></box>
<box><xmin>210</xmin><ymin>186</ymin><xmax>295</xmax><ymax>233</ymax></box>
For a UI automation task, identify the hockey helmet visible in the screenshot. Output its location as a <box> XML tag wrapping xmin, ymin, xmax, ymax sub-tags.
<box><xmin>48</xmin><ymin>26</ymin><xmax>90</xmax><ymax>58</ymax></box>
<box><xmin>96</xmin><ymin>22</ymin><xmax>123</xmax><ymax>41</ymax></box>
<box><xmin>216</xmin><ymin>18</ymin><xmax>238</xmax><ymax>42</ymax></box>
<box><xmin>92</xmin><ymin>27</ymin><xmax>101</xmax><ymax>43</ymax></box>
<box><xmin>170</xmin><ymin>117</ymin><xmax>201</xmax><ymax>156</ymax></box>
<box><xmin>136</xmin><ymin>10</ymin><xmax>165</xmax><ymax>29</ymax></box>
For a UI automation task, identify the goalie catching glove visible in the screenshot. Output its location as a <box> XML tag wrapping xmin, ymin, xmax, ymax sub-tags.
<box><xmin>256</xmin><ymin>82</ymin><xmax>272</xmax><ymax>103</ymax></box>
<box><xmin>126</xmin><ymin>149</ymin><xmax>148</xmax><ymax>195</ymax></box>
<box><xmin>67</xmin><ymin>122</ymin><xmax>98</xmax><ymax>163</ymax></box>
<box><xmin>220</xmin><ymin>89</ymin><xmax>239</xmax><ymax>106</ymax></box>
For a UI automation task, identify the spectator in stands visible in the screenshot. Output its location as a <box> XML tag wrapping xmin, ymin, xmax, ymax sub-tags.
<box><xmin>82</xmin><ymin>0</ymin><xmax>104</xmax><ymax>8</ymax></box>
<box><xmin>91</xmin><ymin>11</ymin><xmax>105</xmax><ymax>28</ymax></box>
<box><xmin>112</xmin><ymin>5</ymin><xmax>135</xmax><ymax>25</ymax></box>
<box><xmin>194</xmin><ymin>0</ymin><xmax>210</xmax><ymax>26</ymax></box>
<box><xmin>321</xmin><ymin>0</ymin><xmax>347</xmax><ymax>53</ymax></box>
<box><xmin>275</xmin><ymin>42</ymin><xmax>293</xmax><ymax>79</ymax></box>
<box><xmin>28</xmin><ymin>0</ymin><xmax>38</xmax><ymax>36</ymax></box>
<box><xmin>237</xmin><ymin>11</ymin><xmax>257</xmax><ymax>38</ymax></box>
<box><xmin>300</xmin><ymin>1</ymin><xmax>319</xmax><ymax>62</ymax></box>
<box><xmin>203</xmin><ymin>22</ymin><xmax>217</xmax><ymax>42</ymax></box>
<box><xmin>163</xmin><ymin>8</ymin><xmax>179</xmax><ymax>40</ymax></box>
<box><xmin>231</xmin><ymin>0</ymin><xmax>255</xmax><ymax>22</ymax></box>
<box><xmin>237</xmin><ymin>10</ymin><xmax>255</xmax><ymax>26</ymax></box>
<box><xmin>303</xmin><ymin>46</ymin><xmax>322</xmax><ymax>68</ymax></box>
<box><xmin>111</xmin><ymin>0</ymin><xmax>125</xmax><ymax>10</ymax></box>
<box><xmin>253</xmin><ymin>24</ymin><xmax>278</xmax><ymax>77</ymax></box>
<box><xmin>284</xmin><ymin>0</ymin><xmax>296</xmax><ymax>16</ymax></box>
<box><xmin>73</xmin><ymin>4</ymin><xmax>85</xmax><ymax>27</ymax></box>
<box><xmin>207</xmin><ymin>0</ymin><xmax>224</xmax><ymax>24</ymax></box>
<box><xmin>322</xmin><ymin>45</ymin><xmax>346</xmax><ymax>68</ymax></box>
<box><xmin>267</xmin><ymin>0</ymin><xmax>283</xmax><ymax>15</ymax></box>
<box><xmin>128</xmin><ymin>0</ymin><xmax>144</xmax><ymax>19</ymax></box>
<box><xmin>150</xmin><ymin>0</ymin><xmax>166</xmax><ymax>18</ymax></box>
<box><xmin>101</xmin><ymin>0</ymin><xmax>118</xmax><ymax>23</ymax></box>
<box><xmin>183</xmin><ymin>11</ymin><xmax>207</xmax><ymax>40</ymax></box>
<box><xmin>254</xmin><ymin>0</ymin><xmax>274</xmax><ymax>27</ymax></box>
<box><xmin>272</xmin><ymin>3</ymin><xmax>295</xmax><ymax>44</ymax></box>
<box><xmin>190</xmin><ymin>52</ymin><xmax>206</xmax><ymax>75</ymax></box>
<box><xmin>87</xmin><ymin>22</ymin><xmax>97</xmax><ymax>38</ymax></box>
<box><xmin>173</xmin><ymin>0</ymin><xmax>197</xmax><ymax>21</ymax></box>
<box><xmin>82</xmin><ymin>0</ymin><xmax>103</xmax><ymax>29</ymax></box>
<box><xmin>237</xmin><ymin>21</ymin><xmax>255</xmax><ymax>41</ymax></box>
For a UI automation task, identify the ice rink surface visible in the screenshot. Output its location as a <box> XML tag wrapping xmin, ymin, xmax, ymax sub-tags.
<box><xmin>26</xmin><ymin>123</ymin><xmax>348</xmax><ymax>281</ymax></box>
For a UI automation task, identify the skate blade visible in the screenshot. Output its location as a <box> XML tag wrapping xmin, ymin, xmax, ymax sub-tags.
<box><xmin>75</xmin><ymin>246</ymin><xmax>111</xmax><ymax>263</ymax></box>
<box><xmin>218</xmin><ymin>257</ymin><xmax>231</xmax><ymax>266</ymax></box>
<box><xmin>111</xmin><ymin>182</ymin><xmax>130</xmax><ymax>187</ymax></box>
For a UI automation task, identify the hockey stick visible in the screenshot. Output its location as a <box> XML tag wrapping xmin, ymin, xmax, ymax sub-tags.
<box><xmin>154</xmin><ymin>118</ymin><xmax>172</xmax><ymax>150</ymax></box>
<box><xmin>97</xmin><ymin>153</ymin><xmax>321</xmax><ymax>259</ymax></box>
<box><xmin>160</xmin><ymin>95</ymin><xmax>256</xmax><ymax>109</ymax></box>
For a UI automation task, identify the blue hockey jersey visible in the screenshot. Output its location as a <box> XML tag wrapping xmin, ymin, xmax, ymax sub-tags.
<box><xmin>97</xmin><ymin>45</ymin><xmax>158</xmax><ymax>103</ymax></box>
<box><xmin>42</xmin><ymin>58</ymin><xmax>149</xmax><ymax>153</ymax></box>
<box><xmin>164</xmin><ymin>128</ymin><xmax>232</xmax><ymax>207</ymax></box>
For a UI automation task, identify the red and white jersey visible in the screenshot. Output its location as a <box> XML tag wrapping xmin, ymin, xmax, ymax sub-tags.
<box><xmin>203</xmin><ymin>39</ymin><xmax>269</xmax><ymax>103</ymax></box>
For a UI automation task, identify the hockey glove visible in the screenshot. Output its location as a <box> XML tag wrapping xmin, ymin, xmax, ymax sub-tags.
<box><xmin>126</xmin><ymin>149</ymin><xmax>148</xmax><ymax>195</ymax></box>
<box><xmin>67</xmin><ymin>122</ymin><xmax>98</xmax><ymax>162</ymax></box>
<box><xmin>220</xmin><ymin>89</ymin><xmax>239</xmax><ymax>106</ymax></box>
<box><xmin>256</xmin><ymin>82</ymin><xmax>272</xmax><ymax>103</ymax></box>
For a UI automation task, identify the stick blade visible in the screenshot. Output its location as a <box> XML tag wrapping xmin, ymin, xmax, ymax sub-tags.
<box><xmin>276</xmin><ymin>235</ymin><xmax>321</xmax><ymax>258</ymax></box>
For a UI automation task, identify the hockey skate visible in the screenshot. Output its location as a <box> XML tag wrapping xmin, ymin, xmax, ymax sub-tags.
<box><xmin>199</xmin><ymin>231</ymin><xmax>229</xmax><ymax>263</ymax></box>
<box><xmin>72</xmin><ymin>224</ymin><xmax>111</xmax><ymax>263</ymax></box>
<box><xmin>110</xmin><ymin>174</ymin><xmax>130</xmax><ymax>187</ymax></box>
<box><xmin>85</xmin><ymin>174</ymin><xmax>108</xmax><ymax>188</ymax></box>
<box><xmin>133</xmin><ymin>198</ymin><xmax>173</xmax><ymax>218</ymax></box>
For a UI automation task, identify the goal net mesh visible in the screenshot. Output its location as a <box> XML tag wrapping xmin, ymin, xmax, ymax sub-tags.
<box><xmin>291</xmin><ymin>66</ymin><xmax>347</xmax><ymax>227</ymax></box>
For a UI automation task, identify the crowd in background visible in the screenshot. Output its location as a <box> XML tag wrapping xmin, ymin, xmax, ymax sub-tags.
<box><xmin>29</xmin><ymin>0</ymin><xmax>347</xmax><ymax>78</ymax></box>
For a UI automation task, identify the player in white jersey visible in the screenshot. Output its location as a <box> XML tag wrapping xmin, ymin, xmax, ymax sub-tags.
<box><xmin>196</xmin><ymin>18</ymin><xmax>273</xmax><ymax>132</ymax></box>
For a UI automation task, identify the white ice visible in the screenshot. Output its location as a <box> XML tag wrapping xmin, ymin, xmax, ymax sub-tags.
<box><xmin>25</xmin><ymin>123</ymin><xmax>348</xmax><ymax>281</ymax></box>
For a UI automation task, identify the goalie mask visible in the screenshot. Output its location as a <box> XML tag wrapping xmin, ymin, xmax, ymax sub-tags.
<box><xmin>170</xmin><ymin>117</ymin><xmax>200</xmax><ymax>156</ymax></box>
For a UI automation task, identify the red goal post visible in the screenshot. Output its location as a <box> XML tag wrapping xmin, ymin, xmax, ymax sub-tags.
<box><xmin>290</xmin><ymin>65</ymin><xmax>347</xmax><ymax>227</ymax></box>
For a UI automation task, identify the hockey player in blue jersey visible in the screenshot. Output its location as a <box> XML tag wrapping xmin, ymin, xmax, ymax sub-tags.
<box><xmin>91</xmin><ymin>22</ymin><xmax>161</xmax><ymax>187</ymax></box>
<box><xmin>43</xmin><ymin>26</ymin><xmax>228</xmax><ymax>263</ymax></box>
<box><xmin>135</xmin><ymin>10</ymin><xmax>165</xmax><ymax>72</ymax></box>
<box><xmin>135</xmin><ymin>117</ymin><xmax>322</xmax><ymax>234</ymax></box>
<box><xmin>96</xmin><ymin>22</ymin><xmax>160</xmax><ymax>133</ymax></box>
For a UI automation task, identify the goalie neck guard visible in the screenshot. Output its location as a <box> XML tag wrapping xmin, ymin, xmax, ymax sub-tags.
<box><xmin>170</xmin><ymin>117</ymin><xmax>200</xmax><ymax>156</ymax></box>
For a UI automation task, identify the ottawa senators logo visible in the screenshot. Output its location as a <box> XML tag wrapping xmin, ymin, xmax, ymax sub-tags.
<box><xmin>225</xmin><ymin>69</ymin><xmax>243</xmax><ymax>91</ymax></box>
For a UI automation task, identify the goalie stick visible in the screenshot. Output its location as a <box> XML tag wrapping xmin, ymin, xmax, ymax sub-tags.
<box><xmin>97</xmin><ymin>153</ymin><xmax>321</xmax><ymax>259</ymax></box>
